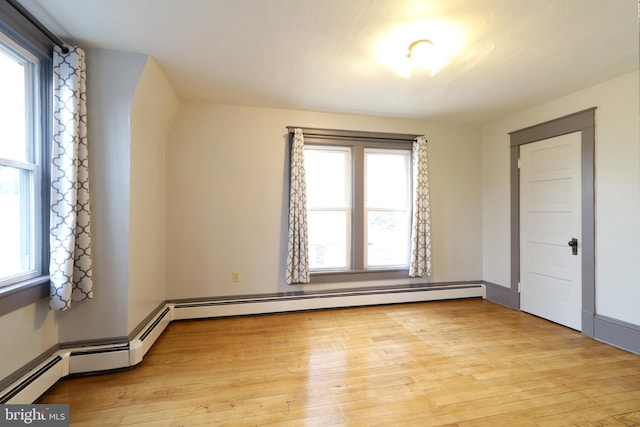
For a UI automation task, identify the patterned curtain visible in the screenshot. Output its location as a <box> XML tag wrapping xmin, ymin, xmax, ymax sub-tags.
<box><xmin>409</xmin><ymin>136</ymin><xmax>431</xmax><ymax>277</ymax></box>
<box><xmin>49</xmin><ymin>46</ymin><xmax>93</xmax><ymax>310</ymax></box>
<box><xmin>285</xmin><ymin>128</ymin><xmax>310</xmax><ymax>284</ymax></box>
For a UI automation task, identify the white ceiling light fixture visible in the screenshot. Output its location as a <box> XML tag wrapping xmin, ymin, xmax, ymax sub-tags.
<box><xmin>405</xmin><ymin>38</ymin><xmax>450</xmax><ymax>77</ymax></box>
<box><xmin>407</xmin><ymin>39</ymin><xmax>435</xmax><ymax>68</ymax></box>
<box><xmin>376</xmin><ymin>20</ymin><xmax>464</xmax><ymax>79</ymax></box>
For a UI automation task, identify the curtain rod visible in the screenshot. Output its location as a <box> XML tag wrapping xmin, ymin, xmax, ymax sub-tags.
<box><xmin>287</xmin><ymin>126</ymin><xmax>421</xmax><ymax>142</ymax></box>
<box><xmin>7</xmin><ymin>0</ymin><xmax>69</xmax><ymax>53</ymax></box>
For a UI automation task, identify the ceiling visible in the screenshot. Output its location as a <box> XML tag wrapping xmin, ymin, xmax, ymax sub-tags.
<box><xmin>18</xmin><ymin>0</ymin><xmax>639</xmax><ymax>123</ymax></box>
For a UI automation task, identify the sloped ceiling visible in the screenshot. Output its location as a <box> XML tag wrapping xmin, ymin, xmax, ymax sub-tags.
<box><xmin>18</xmin><ymin>0</ymin><xmax>639</xmax><ymax>123</ymax></box>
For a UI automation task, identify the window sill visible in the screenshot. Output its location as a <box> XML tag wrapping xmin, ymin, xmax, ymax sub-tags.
<box><xmin>309</xmin><ymin>269</ymin><xmax>410</xmax><ymax>284</ymax></box>
<box><xmin>0</xmin><ymin>275</ymin><xmax>50</xmax><ymax>316</ymax></box>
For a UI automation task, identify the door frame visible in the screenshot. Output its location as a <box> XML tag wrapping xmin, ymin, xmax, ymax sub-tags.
<box><xmin>509</xmin><ymin>108</ymin><xmax>596</xmax><ymax>337</ymax></box>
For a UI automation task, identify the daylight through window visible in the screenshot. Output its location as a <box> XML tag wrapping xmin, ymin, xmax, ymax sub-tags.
<box><xmin>364</xmin><ymin>148</ymin><xmax>411</xmax><ymax>268</ymax></box>
<box><xmin>303</xmin><ymin>133</ymin><xmax>413</xmax><ymax>277</ymax></box>
<box><xmin>0</xmin><ymin>36</ymin><xmax>42</xmax><ymax>287</ymax></box>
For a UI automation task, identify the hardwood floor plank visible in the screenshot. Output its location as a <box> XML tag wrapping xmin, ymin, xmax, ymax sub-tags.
<box><xmin>529</xmin><ymin>393</ymin><xmax>640</xmax><ymax>426</ymax></box>
<box><xmin>613</xmin><ymin>410</ymin><xmax>640</xmax><ymax>426</ymax></box>
<box><xmin>36</xmin><ymin>300</ymin><xmax>640</xmax><ymax>426</ymax></box>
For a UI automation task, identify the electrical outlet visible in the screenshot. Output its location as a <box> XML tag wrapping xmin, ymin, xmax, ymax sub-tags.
<box><xmin>232</xmin><ymin>272</ymin><xmax>240</xmax><ymax>282</ymax></box>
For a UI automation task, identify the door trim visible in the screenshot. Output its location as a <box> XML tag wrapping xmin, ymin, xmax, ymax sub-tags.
<box><xmin>507</xmin><ymin>108</ymin><xmax>596</xmax><ymax>336</ymax></box>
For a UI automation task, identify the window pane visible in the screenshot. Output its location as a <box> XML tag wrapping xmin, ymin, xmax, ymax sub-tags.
<box><xmin>0</xmin><ymin>166</ymin><xmax>34</xmax><ymax>281</ymax></box>
<box><xmin>308</xmin><ymin>210</ymin><xmax>349</xmax><ymax>270</ymax></box>
<box><xmin>367</xmin><ymin>210</ymin><xmax>410</xmax><ymax>267</ymax></box>
<box><xmin>365</xmin><ymin>149</ymin><xmax>411</xmax><ymax>268</ymax></box>
<box><xmin>304</xmin><ymin>148</ymin><xmax>350</xmax><ymax>208</ymax></box>
<box><xmin>0</xmin><ymin>45</ymin><xmax>27</xmax><ymax>162</ymax></box>
<box><xmin>366</xmin><ymin>151</ymin><xmax>410</xmax><ymax>208</ymax></box>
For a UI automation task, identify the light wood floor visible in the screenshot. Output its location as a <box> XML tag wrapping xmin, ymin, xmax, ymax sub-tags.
<box><xmin>37</xmin><ymin>300</ymin><xmax>640</xmax><ymax>426</ymax></box>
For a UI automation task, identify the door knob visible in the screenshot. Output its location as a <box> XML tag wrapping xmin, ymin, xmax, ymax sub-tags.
<box><xmin>568</xmin><ymin>238</ymin><xmax>578</xmax><ymax>255</ymax></box>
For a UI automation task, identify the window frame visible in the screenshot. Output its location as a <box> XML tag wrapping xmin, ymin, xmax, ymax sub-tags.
<box><xmin>290</xmin><ymin>127</ymin><xmax>419</xmax><ymax>284</ymax></box>
<box><xmin>0</xmin><ymin>1</ymin><xmax>53</xmax><ymax>315</ymax></box>
<box><xmin>304</xmin><ymin>145</ymin><xmax>353</xmax><ymax>271</ymax></box>
<box><xmin>363</xmin><ymin>147</ymin><xmax>412</xmax><ymax>269</ymax></box>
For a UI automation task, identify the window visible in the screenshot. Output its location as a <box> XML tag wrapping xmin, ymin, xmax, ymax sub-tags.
<box><xmin>0</xmin><ymin>1</ymin><xmax>53</xmax><ymax>313</ymax></box>
<box><xmin>0</xmin><ymin>36</ymin><xmax>41</xmax><ymax>288</ymax></box>
<box><xmin>305</xmin><ymin>146</ymin><xmax>351</xmax><ymax>270</ymax></box>
<box><xmin>301</xmin><ymin>130</ymin><xmax>415</xmax><ymax>281</ymax></box>
<box><xmin>364</xmin><ymin>149</ymin><xmax>411</xmax><ymax>267</ymax></box>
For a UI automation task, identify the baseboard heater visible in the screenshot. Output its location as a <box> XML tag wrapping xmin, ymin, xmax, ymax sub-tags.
<box><xmin>129</xmin><ymin>306</ymin><xmax>172</xmax><ymax>365</ymax></box>
<box><xmin>0</xmin><ymin>355</ymin><xmax>67</xmax><ymax>404</ymax></box>
<box><xmin>172</xmin><ymin>282</ymin><xmax>485</xmax><ymax>320</ymax></box>
<box><xmin>0</xmin><ymin>306</ymin><xmax>173</xmax><ymax>404</ymax></box>
<box><xmin>1</xmin><ymin>282</ymin><xmax>484</xmax><ymax>403</ymax></box>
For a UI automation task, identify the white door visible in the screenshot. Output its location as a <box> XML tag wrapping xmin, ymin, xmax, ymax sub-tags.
<box><xmin>520</xmin><ymin>132</ymin><xmax>582</xmax><ymax>330</ymax></box>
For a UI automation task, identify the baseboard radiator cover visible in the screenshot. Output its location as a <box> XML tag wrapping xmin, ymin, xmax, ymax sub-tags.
<box><xmin>1</xmin><ymin>283</ymin><xmax>484</xmax><ymax>403</ymax></box>
<box><xmin>0</xmin><ymin>305</ymin><xmax>173</xmax><ymax>404</ymax></box>
<box><xmin>130</xmin><ymin>306</ymin><xmax>173</xmax><ymax>365</ymax></box>
<box><xmin>68</xmin><ymin>344</ymin><xmax>131</xmax><ymax>375</ymax></box>
<box><xmin>172</xmin><ymin>283</ymin><xmax>486</xmax><ymax>320</ymax></box>
<box><xmin>0</xmin><ymin>353</ymin><xmax>69</xmax><ymax>404</ymax></box>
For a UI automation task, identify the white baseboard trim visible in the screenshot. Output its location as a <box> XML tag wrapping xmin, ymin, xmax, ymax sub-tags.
<box><xmin>0</xmin><ymin>305</ymin><xmax>173</xmax><ymax>404</ymax></box>
<box><xmin>130</xmin><ymin>306</ymin><xmax>173</xmax><ymax>366</ymax></box>
<box><xmin>68</xmin><ymin>344</ymin><xmax>131</xmax><ymax>375</ymax></box>
<box><xmin>0</xmin><ymin>353</ymin><xmax>69</xmax><ymax>404</ymax></box>
<box><xmin>172</xmin><ymin>284</ymin><xmax>485</xmax><ymax>320</ymax></box>
<box><xmin>1</xmin><ymin>283</ymin><xmax>484</xmax><ymax>404</ymax></box>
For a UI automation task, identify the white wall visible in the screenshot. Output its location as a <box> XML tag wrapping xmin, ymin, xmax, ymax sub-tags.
<box><xmin>0</xmin><ymin>298</ymin><xmax>58</xmax><ymax>381</ymax></box>
<box><xmin>1</xmin><ymin>48</ymin><xmax>150</xmax><ymax>381</ymax></box>
<box><xmin>482</xmin><ymin>71</ymin><xmax>640</xmax><ymax>325</ymax></box>
<box><xmin>56</xmin><ymin>49</ymin><xmax>147</xmax><ymax>343</ymax></box>
<box><xmin>166</xmin><ymin>104</ymin><xmax>482</xmax><ymax>300</ymax></box>
<box><xmin>4</xmin><ymin>55</ymin><xmax>637</xmax><ymax>387</ymax></box>
<box><xmin>128</xmin><ymin>58</ymin><xmax>179</xmax><ymax>333</ymax></box>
